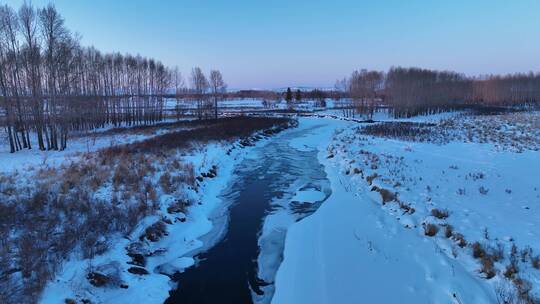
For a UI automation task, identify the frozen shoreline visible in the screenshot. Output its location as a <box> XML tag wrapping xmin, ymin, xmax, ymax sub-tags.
<box><xmin>272</xmin><ymin>116</ymin><xmax>498</xmax><ymax>304</ymax></box>
<box><xmin>40</xmin><ymin>124</ymin><xmax>289</xmax><ymax>304</ymax></box>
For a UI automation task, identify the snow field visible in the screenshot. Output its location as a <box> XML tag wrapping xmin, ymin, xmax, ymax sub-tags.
<box><xmin>275</xmin><ymin>112</ymin><xmax>540</xmax><ymax>302</ymax></box>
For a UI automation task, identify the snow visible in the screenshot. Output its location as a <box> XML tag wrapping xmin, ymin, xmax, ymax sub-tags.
<box><xmin>273</xmin><ymin>112</ymin><xmax>540</xmax><ymax>303</ymax></box>
<box><xmin>0</xmin><ymin>120</ymin><xmax>193</xmax><ymax>175</ymax></box>
<box><xmin>220</xmin><ymin>98</ymin><xmax>264</xmax><ymax>108</ymax></box>
<box><xmin>290</xmin><ymin>188</ymin><xmax>326</xmax><ymax>203</ymax></box>
<box><xmin>273</xmin><ymin>184</ymin><xmax>495</xmax><ymax>303</ymax></box>
<box><xmin>272</xmin><ymin>117</ymin><xmax>497</xmax><ymax>303</ymax></box>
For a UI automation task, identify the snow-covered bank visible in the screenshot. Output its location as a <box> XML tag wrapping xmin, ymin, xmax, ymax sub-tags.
<box><xmin>38</xmin><ymin>123</ymin><xmax>293</xmax><ymax>304</ymax></box>
<box><xmin>273</xmin><ymin>112</ymin><xmax>540</xmax><ymax>303</ymax></box>
<box><xmin>1</xmin><ymin>117</ymin><xmax>296</xmax><ymax>304</ymax></box>
<box><xmin>0</xmin><ymin>120</ymin><xmax>195</xmax><ymax>175</ymax></box>
<box><xmin>272</xmin><ymin>139</ymin><xmax>495</xmax><ymax>303</ymax></box>
<box><xmin>40</xmin><ymin>143</ymin><xmax>235</xmax><ymax>303</ymax></box>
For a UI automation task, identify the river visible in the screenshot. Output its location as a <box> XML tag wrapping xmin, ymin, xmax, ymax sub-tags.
<box><xmin>165</xmin><ymin>123</ymin><xmax>332</xmax><ymax>304</ymax></box>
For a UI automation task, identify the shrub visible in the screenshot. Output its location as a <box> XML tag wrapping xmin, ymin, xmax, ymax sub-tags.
<box><xmin>167</xmin><ymin>199</ymin><xmax>190</xmax><ymax>214</ymax></box>
<box><xmin>159</xmin><ymin>171</ymin><xmax>173</xmax><ymax>194</ymax></box>
<box><xmin>431</xmin><ymin>208</ymin><xmax>449</xmax><ymax>219</ymax></box>
<box><xmin>480</xmin><ymin>256</ymin><xmax>496</xmax><ymax>279</ymax></box>
<box><xmin>87</xmin><ymin>271</ymin><xmax>110</xmax><ymax>287</ymax></box>
<box><xmin>512</xmin><ymin>277</ymin><xmax>533</xmax><ymax>302</ymax></box>
<box><xmin>88</xmin><ymin>170</ymin><xmax>107</xmax><ymax>191</ymax></box>
<box><xmin>520</xmin><ymin>247</ymin><xmax>532</xmax><ymax>263</ymax></box>
<box><xmin>452</xmin><ymin>233</ymin><xmax>467</xmax><ymax>248</ymax></box>
<box><xmin>379</xmin><ymin>188</ymin><xmax>396</xmax><ymax>203</ymax></box>
<box><xmin>444</xmin><ymin>225</ymin><xmax>453</xmax><ymax>238</ymax></box>
<box><xmin>504</xmin><ymin>260</ymin><xmax>519</xmax><ymax>279</ymax></box>
<box><xmin>371</xmin><ymin>186</ymin><xmax>396</xmax><ymax>204</ymax></box>
<box><xmin>18</xmin><ymin>234</ymin><xmax>37</xmax><ymax>278</ymax></box>
<box><xmin>127</xmin><ymin>267</ymin><xmax>149</xmax><ymax>275</ymax></box>
<box><xmin>177</xmin><ymin>163</ymin><xmax>196</xmax><ymax>187</ymax></box>
<box><xmin>61</xmin><ymin>164</ymin><xmax>83</xmax><ymax>193</ymax></box>
<box><xmin>360</xmin><ymin>122</ymin><xmax>438</xmax><ymax>142</ymax></box>
<box><xmin>366</xmin><ymin>173</ymin><xmax>378</xmax><ymax>185</ymax></box>
<box><xmin>140</xmin><ymin>221</ymin><xmax>167</xmax><ymax>242</ymax></box>
<box><xmin>424</xmin><ymin>223</ymin><xmax>439</xmax><ymax>237</ymax></box>
<box><xmin>101</xmin><ymin>117</ymin><xmax>292</xmax><ymax>155</ymax></box>
<box><xmin>490</xmin><ymin>243</ymin><xmax>505</xmax><ymax>262</ymax></box>
<box><xmin>472</xmin><ymin>242</ymin><xmax>487</xmax><ymax>259</ymax></box>
<box><xmin>531</xmin><ymin>255</ymin><xmax>540</xmax><ymax>269</ymax></box>
<box><xmin>112</xmin><ymin>160</ymin><xmax>130</xmax><ymax>189</ymax></box>
<box><xmin>397</xmin><ymin>200</ymin><xmax>415</xmax><ymax>214</ymax></box>
<box><xmin>144</xmin><ymin>181</ymin><xmax>157</xmax><ymax>202</ymax></box>
<box><xmin>478</xmin><ymin>186</ymin><xmax>489</xmax><ymax>195</ymax></box>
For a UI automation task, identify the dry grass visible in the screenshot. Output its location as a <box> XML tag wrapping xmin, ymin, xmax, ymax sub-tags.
<box><xmin>531</xmin><ymin>255</ymin><xmax>540</xmax><ymax>269</ymax></box>
<box><xmin>366</xmin><ymin>173</ymin><xmax>379</xmax><ymax>185</ymax></box>
<box><xmin>431</xmin><ymin>208</ymin><xmax>449</xmax><ymax>219</ymax></box>
<box><xmin>101</xmin><ymin>116</ymin><xmax>292</xmax><ymax>156</ymax></box>
<box><xmin>0</xmin><ymin>115</ymin><xmax>294</xmax><ymax>303</ymax></box>
<box><xmin>480</xmin><ymin>256</ymin><xmax>497</xmax><ymax>279</ymax></box>
<box><xmin>167</xmin><ymin>199</ymin><xmax>191</xmax><ymax>214</ymax></box>
<box><xmin>472</xmin><ymin>242</ymin><xmax>487</xmax><ymax>259</ymax></box>
<box><xmin>504</xmin><ymin>260</ymin><xmax>519</xmax><ymax>279</ymax></box>
<box><xmin>359</xmin><ymin>112</ymin><xmax>540</xmax><ymax>152</ymax></box>
<box><xmin>159</xmin><ymin>171</ymin><xmax>173</xmax><ymax>194</ymax></box>
<box><xmin>371</xmin><ymin>186</ymin><xmax>396</xmax><ymax>204</ymax></box>
<box><xmin>360</xmin><ymin>122</ymin><xmax>439</xmax><ymax>142</ymax></box>
<box><xmin>140</xmin><ymin>221</ymin><xmax>168</xmax><ymax>242</ymax></box>
<box><xmin>397</xmin><ymin>200</ymin><xmax>415</xmax><ymax>214</ymax></box>
<box><xmin>452</xmin><ymin>233</ymin><xmax>467</xmax><ymax>248</ymax></box>
<box><xmin>424</xmin><ymin>223</ymin><xmax>439</xmax><ymax>237</ymax></box>
<box><xmin>444</xmin><ymin>225</ymin><xmax>453</xmax><ymax>238</ymax></box>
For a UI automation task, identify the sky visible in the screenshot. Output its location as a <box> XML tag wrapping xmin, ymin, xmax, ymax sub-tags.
<box><xmin>4</xmin><ymin>0</ymin><xmax>540</xmax><ymax>89</ymax></box>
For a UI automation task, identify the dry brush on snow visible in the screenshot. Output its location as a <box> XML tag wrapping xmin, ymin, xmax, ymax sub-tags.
<box><xmin>327</xmin><ymin>111</ymin><xmax>540</xmax><ymax>303</ymax></box>
<box><xmin>0</xmin><ymin>116</ymin><xmax>293</xmax><ymax>304</ymax></box>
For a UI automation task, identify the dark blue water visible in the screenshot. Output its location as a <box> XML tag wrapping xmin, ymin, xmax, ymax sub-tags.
<box><xmin>165</xmin><ymin>124</ymin><xmax>331</xmax><ymax>304</ymax></box>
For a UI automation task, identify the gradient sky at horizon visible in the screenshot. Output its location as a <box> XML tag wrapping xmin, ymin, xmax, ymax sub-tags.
<box><xmin>4</xmin><ymin>0</ymin><xmax>540</xmax><ymax>89</ymax></box>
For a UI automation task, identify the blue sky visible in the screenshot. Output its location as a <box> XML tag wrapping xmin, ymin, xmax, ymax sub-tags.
<box><xmin>5</xmin><ymin>0</ymin><xmax>540</xmax><ymax>89</ymax></box>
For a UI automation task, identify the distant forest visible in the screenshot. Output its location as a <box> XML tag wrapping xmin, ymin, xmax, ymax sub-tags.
<box><xmin>338</xmin><ymin>67</ymin><xmax>540</xmax><ymax>118</ymax></box>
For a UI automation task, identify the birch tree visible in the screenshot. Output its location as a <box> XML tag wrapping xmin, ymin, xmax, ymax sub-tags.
<box><xmin>209</xmin><ymin>69</ymin><xmax>226</xmax><ymax>119</ymax></box>
<box><xmin>190</xmin><ymin>67</ymin><xmax>208</xmax><ymax>120</ymax></box>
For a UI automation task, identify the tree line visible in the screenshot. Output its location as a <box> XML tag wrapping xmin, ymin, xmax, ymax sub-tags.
<box><xmin>0</xmin><ymin>3</ymin><xmax>227</xmax><ymax>153</ymax></box>
<box><xmin>338</xmin><ymin>67</ymin><xmax>540</xmax><ymax>118</ymax></box>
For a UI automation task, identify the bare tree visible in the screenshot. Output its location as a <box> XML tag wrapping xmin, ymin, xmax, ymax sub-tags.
<box><xmin>209</xmin><ymin>69</ymin><xmax>226</xmax><ymax>119</ymax></box>
<box><xmin>39</xmin><ymin>3</ymin><xmax>70</xmax><ymax>150</ymax></box>
<box><xmin>0</xmin><ymin>4</ymin><xmax>20</xmax><ymax>152</ymax></box>
<box><xmin>173</xmin><ymin>66</ymin><xmax>185</xmax><ymax>95</ymax></box>
<box><xmin>190</xmin><ymin>67</ymin><xmax>208</xmax><ymax>120</ymax></box>
<box><xmin>19</xmin><ymin>2</ymin><xmax>41</xmax><ymax>149</ymax></box>
<box><xmin>0</xmin><ymin>2</ymin><xmax>178</xmax><ymax>152</ymax></box>
<box><xmin>349</xmin><ymin>69</ymin><xmax>383</xmax><ymax>118</ymax></box>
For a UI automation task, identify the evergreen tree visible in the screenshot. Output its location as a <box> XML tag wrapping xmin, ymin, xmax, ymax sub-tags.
<box><xmin>285</xmin><ymin>87</ymin><xmax>293</xmax><ymax>104</ymax></box>
<box><xmin>295</xmin><ymin>89</ymin><xmax>302</xmax><ymax>102</ymax></box>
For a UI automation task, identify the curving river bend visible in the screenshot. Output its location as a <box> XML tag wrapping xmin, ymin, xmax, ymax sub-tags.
<box><xmin>165</xmin><ymin>123</ymin><xmax>331</xmax><ymax>304</ymax></box>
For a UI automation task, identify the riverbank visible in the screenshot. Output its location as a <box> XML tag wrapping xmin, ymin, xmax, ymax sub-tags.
<box><xmin>273</xmin><ymin>111</ymin><xmax>540</xmax><ymax>303</ymax></box>
<box><xmin>31</xmin><ymin>118</ymin><xmax>294</xmax><ymax>304</ymax></box>
<box><xmin>272</xmin><ymin>131</ymin><xmax>495</xmax><ymax>303</ymax></box>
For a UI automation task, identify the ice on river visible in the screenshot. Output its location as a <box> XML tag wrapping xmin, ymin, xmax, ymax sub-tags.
<box><xmin>253</xmin><ymin>118</ymin><xmax>347</xmax><ymax>304</ymax></box>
